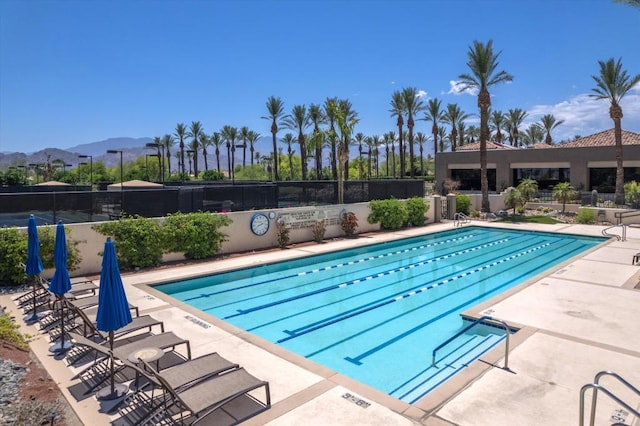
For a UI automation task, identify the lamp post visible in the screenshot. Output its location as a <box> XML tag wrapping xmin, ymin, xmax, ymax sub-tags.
<box><xmin>145</xmin><ymin>142</ymin><xmax>165</xmax><ymax>183</ymax></box>
<box><xmin>145</xmin><ymin>154</ymin><xmax>159</xmax><ymax>181</ymax></box>
<box><xmin>106</xmin><ymin>150</ymin><xmax>124</xmax><ymax>214</ymax></box>
<box><xmin>78</xmin><ymin>155</ymin><xmax>93</xmax><ymax>188</ymax></box>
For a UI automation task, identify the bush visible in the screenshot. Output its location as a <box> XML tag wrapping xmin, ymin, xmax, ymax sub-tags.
<box><xmin>163</xmin><ymin>212</ymin><xmax>231</xmax><ymax>259</ymax></box>
<box><xmin>405</xmin><ymin>197</ymin><xmax>427</xmax><ymax>226</ymax></box>
<box><xmin>38</xmin><ymin>225</ymin><xmax>82</xmax><ymax>271</ymax></box>
<box><xmin>456</xmin><ymin>194</ymin><xmax>471</xmax><ymax>215</ymax></box>
<box><xmin>470</xmin><ymin>209</ymin><xmax>481</xmax><ymax>218</ymax></box>
<box><xmin>93</xmin><ymin>215</ymin><xmax>164</xmax><ymax>269</ymax></box>
<box><xmin>0</xmin><ymin>227</ymin><xmax>27</xmax><ymax>286</ymax></box>
<box><xmin>200</xmin><ymin>170</ymin><xmax>226</xmax><ymax>181</ymax></box>
<box><xmin>340</xmin><ymin>212</ymin><xmax>359</xmax><ymax>237</ymax></box>
<box><xmin>368</xmin><ymin>199</ymin><xmax>407</xmax><ymax>230</ymax></box>
<box><xmin>276</xmin><ymin>217</ymin><xmax>290</xmax><ymax>249</ymax></box>
<box><xmin>576</xmin><ymin>208</ymin><xmax>597</xmax><ymax>224</ymax></box>
<box><xmin>624</xmin><ymin>181</ymin><xmax>640</xmax><ymax>208</ymax></box>
<box><xmin>312</xmin><ymin>220</ymin><xmax>326</xmax><ymax>243</ymax></box>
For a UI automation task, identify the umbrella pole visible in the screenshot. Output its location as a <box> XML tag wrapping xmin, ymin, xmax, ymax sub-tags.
<box><xmin>96</xmin><ymin>330</ymin><xmax>128</xmax><ymax>400</ymax></box>
<box><xmin>26</xmin><ymin>275</ymin><xmax>43</xmax><ymax>322</ymax></box>
<box><xmin>49</xmin><ymin>295</ymin><xmax>72</xmax><ymax>353</ymax></box>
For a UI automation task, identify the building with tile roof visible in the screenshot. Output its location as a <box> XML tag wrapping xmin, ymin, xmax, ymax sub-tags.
<box><xmin>435</xmin><ymin>128</ymin><xmax>640</xmax><ymax>193</ymax></box>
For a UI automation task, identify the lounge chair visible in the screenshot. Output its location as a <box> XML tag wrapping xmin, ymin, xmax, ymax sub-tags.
<box><xmin>139</xmin><ymin>359</ymin><xmax>270</xmax><ymax>425</ymax></box>
<box><xmin>15</xmin><ymin>276</ymin><xmax>97</xmax><ymax>308</ymax></box>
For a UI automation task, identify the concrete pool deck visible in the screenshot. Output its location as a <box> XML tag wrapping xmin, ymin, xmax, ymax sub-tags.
<box><xmin>3</xmin><ymin>221</ymin><xmax>640</xmax><ymax>425</ymax></box>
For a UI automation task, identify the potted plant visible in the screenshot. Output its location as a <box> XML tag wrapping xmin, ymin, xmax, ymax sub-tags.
<box><xmin>340</xmin><ymin>211</ymin><xmax>358</xmax><ymax>238</ymax></box>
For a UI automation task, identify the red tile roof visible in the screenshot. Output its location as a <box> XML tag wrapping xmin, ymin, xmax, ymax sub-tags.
<box><xmin>555</xmin><ymin>128</ymin><xmax>640</xmax><ymax>148</ymax></box>
<box><xmin>528</xmin><ymin>143</ymin><xmax>553</xmax><ymax>149</ymax></box>
<box><xmin>456</xmin><ymin>141</ymin><xmax>517</xmax><ymax>151</ymax></box>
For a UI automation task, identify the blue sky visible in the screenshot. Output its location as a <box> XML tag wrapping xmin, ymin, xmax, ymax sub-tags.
<box><xmin>1</xmin><ymin>0</ymin><xmax>639</xmax><ymax>155</ymax></box>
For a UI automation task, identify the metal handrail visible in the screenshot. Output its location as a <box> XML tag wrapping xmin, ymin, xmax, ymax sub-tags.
<box><xmin>580</xmin><ymin>370</ymin><xmax>640</xmax><ymax>426</ymax></box>
<box><xmin>453</xmin><ymin>212</ymin><xmax>470</xmax><ymax>227</ymax></box>
<box><xmin>431</xmin><ymin>315</ymin><xmax>511</xmax><ymax>371</ymax></box>
<box><xmin>602</xmin><ymin>224</ymin><xmax>626</xmax><ymax>241</ymax></box>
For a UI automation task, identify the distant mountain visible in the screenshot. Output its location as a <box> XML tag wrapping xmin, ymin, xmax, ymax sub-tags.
<box><xmin>66</xmin><ymin>137</ymin><xmax>154</xmax><ymax>156</ymax></box>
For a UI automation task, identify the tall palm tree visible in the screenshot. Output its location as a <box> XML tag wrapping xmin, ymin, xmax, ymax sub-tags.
<box><xmin>466</xmin><ymin>125</ymin><xmax>480</xmax><ymax>145</ymax></box>
<box><xmin>221</xmin><ymin>125</ymin><xmax>238</xmax><ymax>180</ymax></box>
<box><xmin>437</xmin><ymin>127</ymin><xmax>449</xmax><ymax>152</ymax></box>
<box><xmin>539</xmin><ymin>114</ymin><xmax>564</xmax><ymax>145</ymax></box>
<box><xmin>402</xmin><ymin>87</ymin><xmax>425</xmax><ymax>178</ymax></box>
<box><xmin>199</xmin><ymin>133</ymin><xmax>211</xmax><ymax>172</ymax></box>
<box><xmin>210</xmin><ymin>132</ymin><xmax>223</xmax><ymax>172</ymax></box>
<box><xmin>247</xmin><ymin>130</ymin><xmax>260</xmax><ymax>167</ymax></box>
<box><xmin>457</xmin><ymin>122</ymin><xmax>466</xmax><ymax>148</ymax></box>
<box><xmin>389</xmin><ymin>90</ymin><xmax>405</xmax><ymax>177</ymax></box>
<box><xmin>281</xmin><ymin>133</ymin><xmax>296</xmax><ymax>180</ymax></box>
<box><xmin>423</xmin><ymin>98</ymin><xmax>444</xmax><ymax>156</ymax></box>
<box><xmin>365</xmin><ymin>135</ymin><xmax>379</xmax><ymax>179</ymax></box>
<box><xmin>282</xmin><ymin>105</ymin><xmax>310</xmax><ymax>180</ymax></box>
<box><xmin>308</xmin><ymin>103</ymin><xmax>326</xmax><ymax>179</ymax></box>
<box><xmin>489</xmin><ymin>110</ymin><xmax>507</xmax><ymax>143</ymax></box>
<box><xmin>174</xmin><ymin>123</ymin><xmax>187</xmax><ymax>175</ymax></box>
<box><xmin>161</xmin><ymin>134</ymin><xmax>175</xmax><ymax>175</ymax></box>
<box><xmin>337</xmin><ymin>99</ymin><xmax>358</xmax><ymax>182</ymax></box>
<box><xmin>522</xmin><ymin>124</ymin><xmax>544</xmax><ymax>146</ymax></box>
<box><xmin>150</xmin><ymin>136</ymin><xmax>163</xmax><ymax>180</ymax></box>
<box><xmin>239</xmin><ymin>126</ymin><xmax>250</xmax><ymax>168</ymax></box>
<box><xmin>442</xmin><ymin>103</ymin><xmax>470</xmax><ymax>152</ymax></box>
<box><xmin>415</xmin><ymin>132</ymin><xmax>428</xmax><ymax>176</ymax></box>
<box><xmin>506</xmin><ymin>108</ymin><xmax>528</xmax><ymax>147</ymax></box>
<box><xmin>262</xmin><ymin>96</ymin><xmax>285</xmax><ymax>181</ymax></box>
<box><xmin>323</xmin><ymin>97</ymin><xmax>339</xmax><ymax>180</ymax></box>
<box><xmin>354</xmin><ymin>132</ymin><xmax>366</xmax><ymax>179</ymax></box>
<box><xmin>591</xmin><ymin>57</ymin><xmax>640</xmax><ymax>205</ymax></box>
<box><xmin>187</xmin><ymin>121</ymin><xmax>203</xmax><ymax>177</ymax></box>
<box><xmin>384</xmin><ymin>131</ymin><xmax>397</xmax><ymax>178</ymax></box>
<box><xmin>458</xmin><ymin>39</ymin><xmax>514</xmax><ymax>212</ymax></box>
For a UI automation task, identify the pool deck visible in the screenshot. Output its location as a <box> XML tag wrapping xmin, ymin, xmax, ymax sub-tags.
<box><xmin>3</xmin><ymin>221</ymin><xmax>640</xmax><ymax>425</ymax></box>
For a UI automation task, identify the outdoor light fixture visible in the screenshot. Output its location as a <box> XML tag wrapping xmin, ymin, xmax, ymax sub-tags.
<box><xmin>78</xmin><ymin>155</ymin><xmax>93</xmax><ymax>188</ymax></box>
<box><xmin>145</xmin><ymin>142</ymin><xmax>165</xmax><ymax>183</ymax></box>
<box><xmin>106</xmin><ymin>150</ymin><xmax>124</xmax><ymax>214</ymax></box>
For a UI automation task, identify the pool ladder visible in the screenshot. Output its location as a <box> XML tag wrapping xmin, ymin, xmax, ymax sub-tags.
<box><xmin>602</xmin><ymin>224</ymin><xmax>626</xmax><ymax>241</ymax></box>
<box><xmin>431</xmin><ymin>315</ymin><xmax>511</xmax><ymax>371</ymax></box>
<box><xmin>453</xmin><ymin>212</ymin><xmax>471</xmax><ymax>228</ymax></box>
<box><xmin>579</xmin><ymin>371</ymin><xmax>639</xmax><ymax>426</ymax></box>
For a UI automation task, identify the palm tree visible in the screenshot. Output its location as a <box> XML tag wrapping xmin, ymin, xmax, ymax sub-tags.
<box><xmin>353</xmin><ymin>132</ymin><xmax>366</xmax><ymax>179</ymax></box>
<box><xmin>199</xmin><ymin>133</ymin><xmax>211</xmax><ymax>172</ymax></box>
<box><xmin>516</xmin><ymin>178</ymin><xmax>538</xmax><ymax>204</ymax></box>
<box><xmin>457</xmin><ymin>122</ymin><xmax>467</xmax><ymax>147</ymax></box>
<box><xmin>282</xmin><ymin>105</ymin><xmax>310</xmax><ymax>180</ymax></box>
<box><xmin>150</xmin><ymin>136</ymin><xmax>163</xmax><ymax>180</ymax></box>
<box><xmin>591</xmin><ymin>57</ymin><xmax>640</xmax><ymax>205</ymax></box>
<box><xmin>221</xmin><ymin>125</ymin><xmax>238</xmax><ymax>180</ymax></box>
<box><xmin>552</xmin><ymin>181</ymin><xmax>576</xmax><ymax>214</ymax></box>
<box><xmin>239</xmin><ymin>126</ymin><xmax>251</xmax><ymax>168</ymax></box>
<box><xmin>210</xmin><ymin>132</ymin><xmax>223</xmax><ymax>172</ymax></box>
<box><xmin>489</xmin><ymin>110</ymin><xmax>507</xmax><ymax>143</ymax></box>
<box><xmin>442</xmin><ymin>103</ymin><xmax>469</xmax><ymax>152</ymax></box>
<box><xmin>282</xmin><ymin>133</ymin><xmax>296</xmax><ymax>180</ymax></box>
<box><xmin>337</xmin><ymin>99</ymin><xmax>358</xmax><ymax>181</ymax></box>
<box><xmin>504</xmin><ymin>187</ymin><xmax>523</xmax><ymax>216</ymax></box>
<box><xmin>247</xmin><ymin>131</ymin><xmax>260</xmax><ymax>167</ymax></box>
<box><xmin>365</xmin><ymin>135</ymin><xmax>379</xmax><ymax>179</ymax></box>
<box><xmin>262</xmin><ymin>96</ymin><xmax>285</xmax><ymax>181</ymax></box>
<box><xmin>538</xmin><ymin>114</ymin><xmax>564</xmax><ymax>145</ymax></box>
<box><xmin>466</xmin><ymin>125</ymin><xmax>480</xmax><ymax>145</ymax></box>
<box><xmin>383</xmin><ymin>132</ymin><xmax>391</xmax><ymax>177</ymax></box>
<box><xmin>390</xmin><ymin>90</ymin><xmax>405</xmax><ymax>177</ymax></box>
<box><xmin>161</xmin><ymin>134</ymin><xmax>175</xmax><ymax>175</ymax></box>
<box><xmin>174</xmin><ymin>123</ymin><xmax>187</xmax><ymax>175</ymax></box>
<box><xmin>506</xmin><ymin>108</ymin><xmax>528</xmax><ymax>147</ymax></box>
<box><xmin>323</xmin><ymin>97</ymin><xmax>339</xmax><ymax>180</ymax></box>
<box><xmin>415</xmin><ymin>132</ymin><xmax>428</xmax><ymax>176</ymax></box>
<box><xmin>458</xmin><ymin>39</ymin><xmax>514</xmax><ymax>212</ymax></box>
<box><xmin>423</xmin><ymin>98</ymin><xmax>444</xmax><ymax>155</ymax></box>
<box><xmin>402</xmin><ymin>87</ymin><xmax>425</xmax><ymax>178</ymax></box>
<box><xmin>308</xmin><ymin>103</ymin><xmax>326</xmax><ymax>179</ymax></box>
<box><xmin>187</xmin><ymin>121</ymin><xmax>203</xmax><ymax>177</ymax></box>
<box><xmin>522</xmin><ymin>124</ymin><xmax>544</xmax><ymax>146</ymax></box>
<box><xmin>437</xmin><ymin>127</ymin><xmax>449</xmax><ymax>152</ymax></box>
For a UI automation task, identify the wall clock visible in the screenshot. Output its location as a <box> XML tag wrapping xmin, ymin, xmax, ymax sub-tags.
<box><xmin>250</xmin><ymin>213</ymin><xmax>270</xmax><ymax>236</ymax></box>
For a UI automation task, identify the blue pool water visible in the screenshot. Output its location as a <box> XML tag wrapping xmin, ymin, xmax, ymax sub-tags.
<box><xmin>155</xmin><ymin>226</ymin><xmax>604</xmax><ymax>403</ymax></box>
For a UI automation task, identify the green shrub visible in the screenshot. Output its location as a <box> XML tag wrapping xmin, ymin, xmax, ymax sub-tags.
<box><xmin>38</xmin><ymin>225</ymin><xmax>82</xmax><ymax>271</ymax></box>
<box><xmin>200</xmin><ymin>170</ymin><xmax>226</xmax><ymax>181</ymax></box>
<box><xmin>405</xmin><ymin>197</ymin><xmax>428</xmax><ymax>226</ymax></box>
<box><xmin>276</xmin><ymin>217</ymin><xmax>290</xmax><ymax>249</ymax></box>
<box><xmin>163</xmin><ymin>212</ymin><xmax>231</xmax><ymax>259</ymax></box>
<box><xmin>470</xmin><ymin>209</ymin><xmax>481</xmax><ymax>218</ymax></box>
<box><xmin>576</xmin><ymin>208</ymin><xmax>597</xmax><ymax>224</ymax></box>
<box><xmin>456</xmin><ymin>194</ymin><xmax>471</xmax><ymax>215</ymax></box>
<box><xmin>0</xmin><ymin>227</ymin><xmax>27</xmax><ymax>285</ymax></box>
<box><xmin>368</xmin><ymin>199</ymin><xmax>407</xmax><ymax>230</ymax></box>
<box><xmin>624</xmin><ymin>181</ymin><xmax>640</xmax><ymax>207</ymax></box>
<box><xmin>93</xmin><ymin>215</ymin><xmax>164</xmax><ymax>269</ymax></box>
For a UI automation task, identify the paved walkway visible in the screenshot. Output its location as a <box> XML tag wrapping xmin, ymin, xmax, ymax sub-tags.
<box><xmin>3</xmin><ymin>222</ymin><xmax>640</xmax><ymax>425</ymax></box>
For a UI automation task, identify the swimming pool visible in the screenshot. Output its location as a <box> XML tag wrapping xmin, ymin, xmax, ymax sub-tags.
<box><xmin>155</xmin><ymin>226</ymin><xmax>604</xmax><ymax>403</ymax></box>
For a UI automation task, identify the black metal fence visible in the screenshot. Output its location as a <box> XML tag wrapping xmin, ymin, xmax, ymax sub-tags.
<box><xmin>0</xmin><ymin>179</ymin><xmax>424</xmax><ymax>226</ymax></box>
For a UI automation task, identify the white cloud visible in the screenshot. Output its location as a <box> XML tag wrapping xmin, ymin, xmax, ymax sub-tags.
<box><xmin>417</xmin><ymin>90</ymin><xmax>427</xmax><ymax>98</ymax></box>
<box><xmin>448</xmin><ymin>80</ymin><xmax>477</xmax><ymax>96</ymax></box>
<box><xmin>523</xmin><ymin>89</ymin><xmax>640</xmax><ymax>141</ymax></box>
<box><xmin>390</xmin><ymin>81</ymin><xmax>396</xmax><ymax>85</ymax></box>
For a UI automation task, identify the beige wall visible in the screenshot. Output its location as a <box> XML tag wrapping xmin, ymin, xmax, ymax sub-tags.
<box><xmin>34</xmin><ymin>199</ymin><xmax>435</xmax><ymax>277</ymax></box>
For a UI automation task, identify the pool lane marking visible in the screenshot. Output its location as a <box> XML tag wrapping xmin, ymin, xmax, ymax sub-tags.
<box><xmin>184</xmin><ymin>233</ymin><xmax>477</xmax><ymax>302</ymax></box>
<box><xmin>276</xmin><ymin>241</ymin><xmax>552</xmax><ymax>343</ymax></box>
<box><xmin>223</xmin><ymin>237</ymin><xmax>512</xmax><ymax>320</ymax></box>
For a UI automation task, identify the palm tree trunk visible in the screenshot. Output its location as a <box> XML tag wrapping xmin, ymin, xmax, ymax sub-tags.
<box><xmin>614</xmin><ymin>116</ymin><xmax>625</xmax><ymax>205</ymax></box>
<box><xmin>408</xmin><ymin>118</ymin><xmax>415</xmax><ymax>178</ymax></box>
<box><xmin>271</xmin><ymin>125</ymin><xmax>279</xmax><ymax>181</ymax></box>
<box><xmin>479</xmin><ymin>91</ymin><xmax>490</xmax><ymax>212</ymax></box>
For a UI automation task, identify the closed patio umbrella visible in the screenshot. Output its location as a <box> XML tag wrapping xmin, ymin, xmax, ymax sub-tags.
<box><xmin>25</xmin><ymin>215</ymin><xmax>44</xmax><ymax>322</ymax></box>
<box><xmin>95</xmin><ymin>237</ymin><xmax>133</xmax><ymax>400</ymax></box>
<box><xmin>48</xmin><ymin>221</ymin><xmax>73</xmax><ymax>353</ymax></box>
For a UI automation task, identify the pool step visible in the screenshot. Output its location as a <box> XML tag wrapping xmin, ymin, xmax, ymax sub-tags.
<box><xmin>393</xmin><ymin>331</ymin><xmax>507</xmax><ymax>403</ymax></box>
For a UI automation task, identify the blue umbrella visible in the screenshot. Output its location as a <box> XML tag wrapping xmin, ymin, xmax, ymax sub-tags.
<box><xmin>48</xmin><ymin>222</ymin><xmax>73</xmax><ymax>353</ymax></box>
<box><xmin>95</xmin><ymin>237</ymin><xmax>132</xmax><ymax>400</ymax></box>
<box><xmin>25</xmin><ymin>214</ymin><xmax>44</xmax><ymax>322</ymax></box>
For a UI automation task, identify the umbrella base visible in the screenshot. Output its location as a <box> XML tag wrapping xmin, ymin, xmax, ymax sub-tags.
<box><xmin>24</xmin><ymin>312</ymin><xmax>47</xmax><ymax>323</ymax></box>
<box><xmin>96</xmin><ymin>383</ymin><xmax>128</xmax><ymax>401</ymax></box>
<box><xmin>48</xmin><ymin>340</ymin><xmax>73</xmax><ymax>353</ymax></box>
